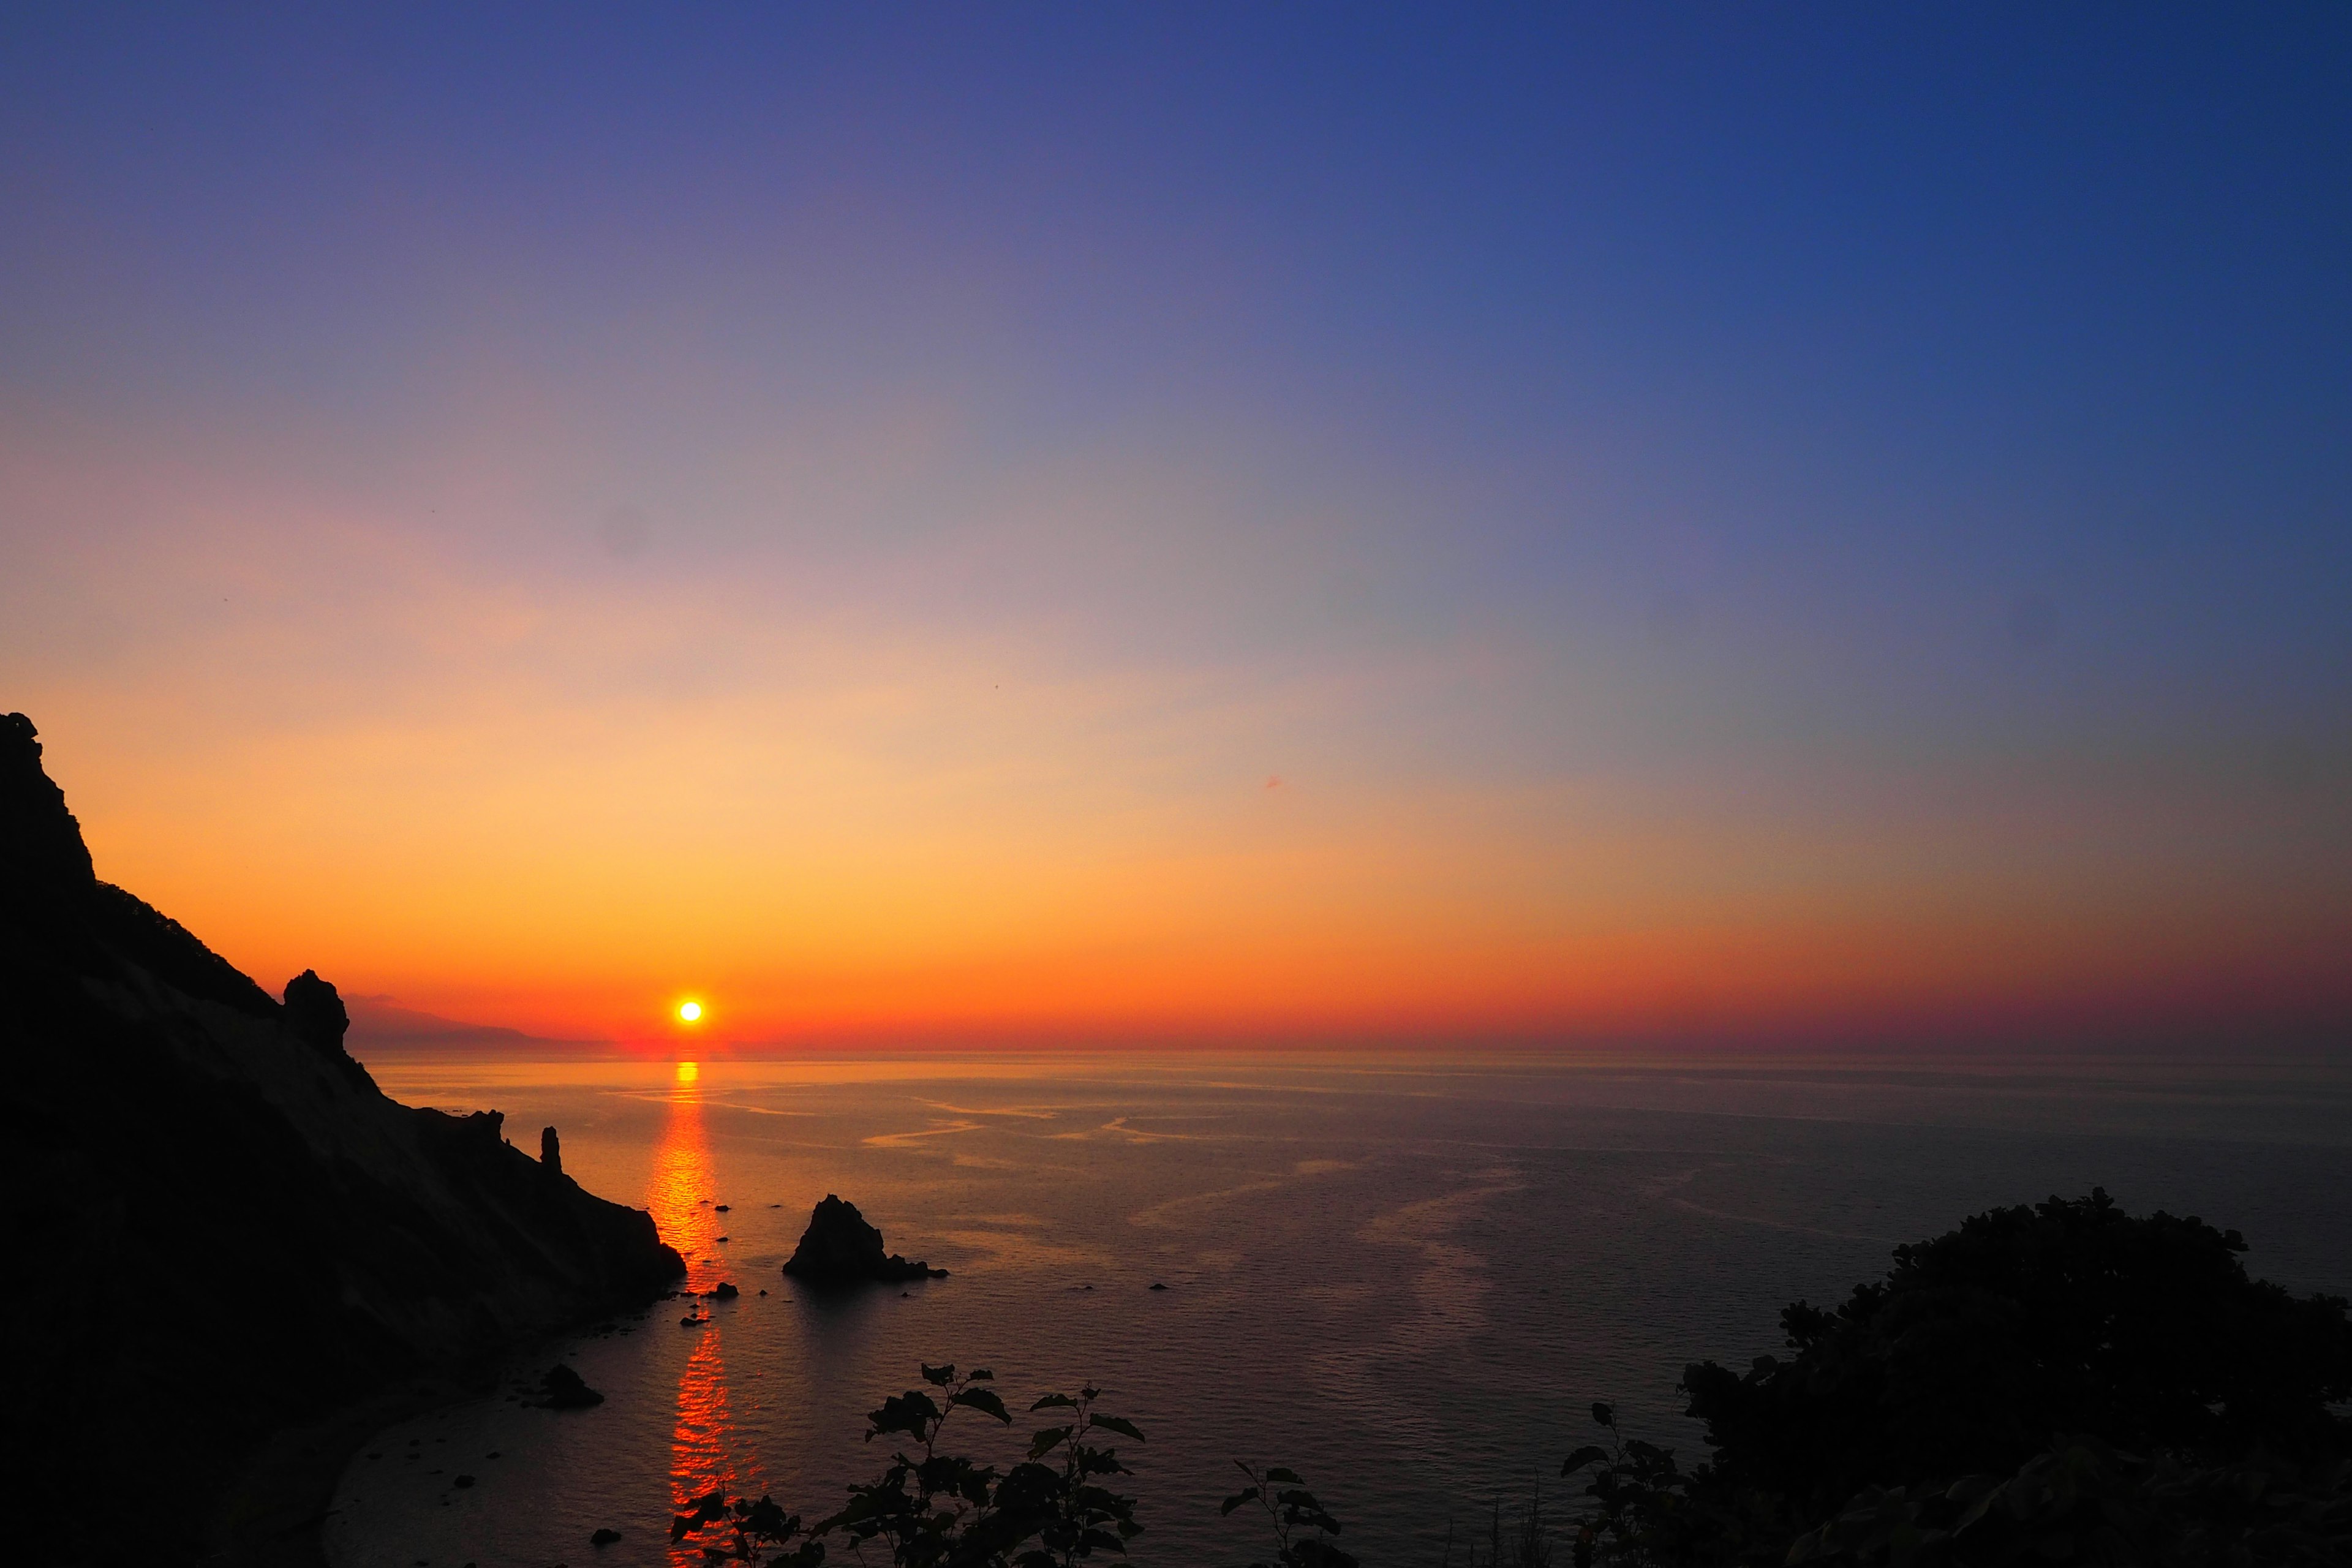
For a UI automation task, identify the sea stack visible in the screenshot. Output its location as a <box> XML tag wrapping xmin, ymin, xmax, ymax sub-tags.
<box><xmin>781</xmin><ymin>1194</ymin><xmax>948</xmax><ymax>1284</ymax></box>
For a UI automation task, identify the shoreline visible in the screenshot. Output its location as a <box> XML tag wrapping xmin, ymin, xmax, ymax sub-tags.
<box><xmin>205</xmin><ymin>1292</ymin><xmax>671</xmax><ymax>1568</ymax></box>
<box><xmin>207</xmin><ymin>1370</ymin><xmax>494</xmax><ymax>1568</ymax></box>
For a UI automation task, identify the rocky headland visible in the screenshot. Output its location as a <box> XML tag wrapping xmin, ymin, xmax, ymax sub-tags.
<box><xmin>781</xmin><ymin>1193</ymin><xmax>949</xmax><ymax>1284</ymax></box>
<box><xmin>0</xmin><ymin>715</ymin><xmax>684</xmax><ymax>1566</ymax></box>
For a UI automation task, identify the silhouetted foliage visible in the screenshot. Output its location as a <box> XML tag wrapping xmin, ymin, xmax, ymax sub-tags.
<box><xmin>1557</xmin><ymin>1401</ymin><xmax>1695</xmax><ymax>1567</ymax></box>
<box><xmin>1786</xmin><ymin>1439</ymin><xmax>2352</xmax><ymax>1567</ymax></box>
<box><xmin>671</xmin><ymin>1488</ymin><xmax>825</xmax><ymax>1567</ymax></box>
<box><xmin>1438</xmin><ymin>1492</ymin><xmax>1558</xmax><ymax>1568</ymax></box>
<box><xmin>1681</xmin><ymin>1188</ymin><xmax>2352</xmax><ymax>1520</ymax></box>
<box><xmin>1224</xmin><ymin>1461</ymin><xmax>1359</xmax><ymax>1567</ymax></box>
<box><xmin>670</xmin><ymin>1363</ymin><xmax>1143</xmax><ymax>1567</ymax></box>
<box><xmin>1545</xmin><ymin>1191</ymin><xmax>2352</xmax><ymax>1564</ymax></box>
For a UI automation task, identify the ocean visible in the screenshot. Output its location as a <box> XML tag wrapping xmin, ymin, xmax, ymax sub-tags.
<box><xmin>323</xmin><ymin>1052</ymin><xmax>2352</xmax><ymax>1567</ymax></box>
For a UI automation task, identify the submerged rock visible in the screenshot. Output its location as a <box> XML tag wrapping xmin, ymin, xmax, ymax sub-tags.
<box><xmin>591</xmin><ymin>1527</ymin><xmax>623</xmax><ymax>1546</ymax></box>
<box><xmin>780</xmin><ymin>1195</ymin><xmax>948</xmax><ymax>1285</ymax></box>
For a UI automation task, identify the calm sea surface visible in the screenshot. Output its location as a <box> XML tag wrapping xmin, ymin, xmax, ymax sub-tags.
<box><xmin>325</xmin><ymin>1052</ymin><xmax>2352</xmax><ymax>1567</ymax></box>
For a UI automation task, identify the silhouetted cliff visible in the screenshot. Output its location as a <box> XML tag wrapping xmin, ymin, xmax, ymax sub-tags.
<box><xmin>0</xmin><ymin>715</ymin><xmax>683</xmax><ymax>1566</ymax></box>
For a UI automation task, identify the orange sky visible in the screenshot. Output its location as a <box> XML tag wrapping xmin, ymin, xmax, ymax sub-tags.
<box><xmin>32</xmin><ymin>623</ymin><xmax>2347</xmax><ymax>1052</ymax></box>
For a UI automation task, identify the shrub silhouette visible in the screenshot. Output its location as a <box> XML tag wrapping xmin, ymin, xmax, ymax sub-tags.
<box><xmin>671</xmin><ymin>1363</ymin><xmax>1143</xmax><ymax>1567</ymax></box>
<box><xmin>1223</xmin><ymin>1461</ymin><xmax>1358</xmax><ymax>1567</ymax></box>
<box><xmin>1785</xmin><ymin>1439</ymin><xmax>2352</xmax><ymax>1568</ymax></box>
<box><xmin>1679</xmin><ymin>1188</ymin><xmax>2352</xmax><ymax>1520</ymax></box>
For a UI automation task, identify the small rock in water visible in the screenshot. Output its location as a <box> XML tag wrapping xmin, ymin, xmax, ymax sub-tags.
<box><xmin>541</xmin><ymin>1364</ymin><xmax>605</xmax><ymax>1409</ymax></box>
<box><xmin>712</xmin><ymin>1281</ymin><xmax>739</xmax><ymax>1299</ymax></box>
<box><xmin>590</xmin><ymin>1528</ymin><xmax>622</xmax><ymax>1546</ymax></box>
<box><xmin>453</xmin><ymin>1474</ymin><xmax>475</xmax><ymax>1488</ymax></box>
<box><xmin>1150</xmin><ymin>1282</ymin><xmax>1169</xmax><ymax>1291</ymax></box>
<box><xmin>714</xmin><ymin>1204</ymin><xmax>730</xmax><ymax>1212</ymax></box>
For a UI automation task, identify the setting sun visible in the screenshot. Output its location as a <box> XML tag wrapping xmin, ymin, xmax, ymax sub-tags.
<box><xmin>677</xmin><ymin>1000</ymin><xmax>703</xmax><ymax>1023</ymax></box>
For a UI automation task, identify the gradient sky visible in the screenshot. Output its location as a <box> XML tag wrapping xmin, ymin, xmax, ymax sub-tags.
<box><xmin>4</xmin><ymin>7</ymin><xmax>2348</xmax><ymax>1050</ymax></box>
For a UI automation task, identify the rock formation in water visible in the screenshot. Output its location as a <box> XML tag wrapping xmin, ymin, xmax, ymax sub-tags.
<box><xmin>541</xmin><ymin>1363</ymin><xmax>606</xmax><ymax>1409</ymax></box>
<box><xmin>781</xmin><ymin>1194</ymin><xmax>949</xmax><ymax>1284</ymax></box>
<box><xmin>0</xmin><ymin>713</ymin><xmax>684</xmax><ymax>1567</ymax></box>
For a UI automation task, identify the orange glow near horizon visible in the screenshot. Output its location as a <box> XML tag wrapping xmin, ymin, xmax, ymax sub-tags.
<box><xmin>13</xmin><ymin>504</ymin><xmax>2348</xmax><ymax>1054</ymax></box>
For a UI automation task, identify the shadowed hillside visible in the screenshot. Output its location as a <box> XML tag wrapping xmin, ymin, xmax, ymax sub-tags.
<box><xmin>0</xmin><ymin>714</ymin><xmax>683</xmax><ymax>1567</ymax></box>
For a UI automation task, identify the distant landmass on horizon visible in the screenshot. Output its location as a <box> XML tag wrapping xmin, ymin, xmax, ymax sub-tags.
<box><xmin>344</xmin><ymin>993</ymin><xmax>603</xmax><ymax>1051</ymax></box>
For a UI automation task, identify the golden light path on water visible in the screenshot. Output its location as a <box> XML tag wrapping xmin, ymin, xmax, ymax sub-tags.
<box><xmin>646</xmin><ymin>1060</ymin><xmax>761</xmax><ymax>1561</ymax></box>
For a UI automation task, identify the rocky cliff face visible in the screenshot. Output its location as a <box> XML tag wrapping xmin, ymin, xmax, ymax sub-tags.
<box><xmin>0</xmin><ymin>715</ymin><xmax>683</xmax><ymax>1566</ymax></box>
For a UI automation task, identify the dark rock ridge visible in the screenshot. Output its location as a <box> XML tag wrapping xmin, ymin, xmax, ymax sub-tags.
<box><xmin>781</xmin><ymin>1194</ymin><xmax>948</xmax><ymax>1284</ymax></box>
<box><xmin>0</xmin><ymin>714</ymin><xmax>684</xmax><ymax>1567</ymax></box>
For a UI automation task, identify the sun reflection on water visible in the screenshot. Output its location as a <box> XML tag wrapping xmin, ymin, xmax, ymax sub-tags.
<box><xmin>646</xmin><ymin>1061</ymin><xmax>760</xmax><ymax>1553</ymax></box>
<box><xmin>669</xmin><ymin>1320</ymin><xmax>760</xmax><ymax>1559</ymax></box>
<box><xmin>647</xmin><ymin>1073</ymin><xmax>720</xmax><ymax>1286</ymax></box>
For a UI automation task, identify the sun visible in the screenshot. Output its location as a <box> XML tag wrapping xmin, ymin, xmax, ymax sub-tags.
<box><xmin>677</xmin><ymin>1000</ymin><xmax>703</xmax><ymax>1024</ymax></box>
